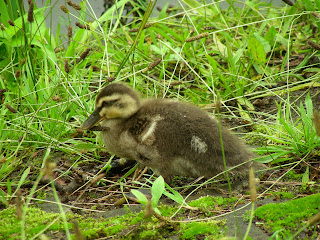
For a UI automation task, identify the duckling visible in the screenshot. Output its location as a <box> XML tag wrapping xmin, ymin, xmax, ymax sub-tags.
<box><xmin>82</xmin><ymin>83</ymin><xmax>265</xmax><ymax>182</ymax></box>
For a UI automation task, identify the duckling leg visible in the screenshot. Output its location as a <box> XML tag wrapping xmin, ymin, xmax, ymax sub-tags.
<box><xmin>163</xmin><ymin>175</ymin><xmax>172</xmax><ymax>184</ymax></box>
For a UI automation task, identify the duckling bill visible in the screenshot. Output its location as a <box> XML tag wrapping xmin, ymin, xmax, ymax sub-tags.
<box><xmin>82</xmin><ymin>83</ymin><xmax>265</xmax><ymax>182</ymax></box>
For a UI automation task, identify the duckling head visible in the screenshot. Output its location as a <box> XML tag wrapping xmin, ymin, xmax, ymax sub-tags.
<box><xmin>82</xmin><ymin>83</ymin><xmax>141</xmax><ymax>130</ymax></box>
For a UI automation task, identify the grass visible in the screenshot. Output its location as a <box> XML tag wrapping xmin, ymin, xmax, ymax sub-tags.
<box><xmin>0</xmin><ymin>0</ymin><xmax>320</xmax><ymax>239</ymax></box>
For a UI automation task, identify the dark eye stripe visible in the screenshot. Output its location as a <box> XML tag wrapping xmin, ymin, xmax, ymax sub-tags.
<box><xmin>102</xmin><ymin>99</ymin><xmax>118</xmax><ymax>107</ymax></box>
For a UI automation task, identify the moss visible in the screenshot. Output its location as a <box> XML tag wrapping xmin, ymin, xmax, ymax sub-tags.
<box><xmin>139</xmin><ymin>228</ymin><xmax>164</xmax><ymax>239</ymax></box>
<box><xmin>255</xmin><ymin>193</ymin><xmax>320</xmax><ymax>233</ymax></box>
<box><xmin>36</xmin><ymin>190</ymin><xmax>47</xmax><ymax>201</ymax></box>
<box><xmin>286</xmin><ymin>170</ymin><xmax>303</xmax><ymax>181</ymax></box>
<box><xmin>158</xmin><ymin>203</ymin><xmax>177</xmax><ymax>217</ymax></box>
<box><xmin>270</xmin><ymin>191</ymin><xmax>295</xmax><ymax>199</ymax></box>
<box><xmin>74</xmin><ymin>215</ymin><xmax>126</xmax><ymax>238</ymax></box>
<box><xmin>180</xmin><ymin>220</ymin><xmax>226</xmax><ymax>239</ymax></box>
<box><xmin>0</xmin><ymin>206</ymin><xmax>61</xmax><ymax>239</ymax></box>
<box><xmin>188</xmin><ymin>196</ymin><xmax>237</xmax><ymax>211</ymax></box>
<box><xmin>0</xmin><ymin>195</ymin><xmax>232</xmax><ymax>239</ymax></box>
<box><xmin>244</xmin><ymin>124</ymin><xmax>269</xmax><ymax>145</ymax></box>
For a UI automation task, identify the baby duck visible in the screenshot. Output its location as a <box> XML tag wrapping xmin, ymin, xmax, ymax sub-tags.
<box><xmin>82</xmin><ymin>83</ymin><xmax>265</xmax><ymax>182</ymax></box>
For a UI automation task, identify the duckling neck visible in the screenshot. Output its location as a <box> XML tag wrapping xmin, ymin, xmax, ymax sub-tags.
<box><xmin>100</xmin><ymin>118</ymin><xmax>125</xmax><ymax>131</ymax></box>
<box><xmin>100</xmin><ymin>118</ymin><xmax>137</xmax><ymax>160</ymax></box>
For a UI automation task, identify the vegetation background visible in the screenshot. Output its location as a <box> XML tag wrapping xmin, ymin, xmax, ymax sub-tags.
<box><xmin>0</xmin><ymin>0</ymin><xmax>320</xmax><ymax>239</ymax></box>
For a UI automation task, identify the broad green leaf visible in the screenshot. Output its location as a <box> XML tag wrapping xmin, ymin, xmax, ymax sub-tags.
<box><xmin>237</xmin><ymin>97</ymin><xmax>255</xmax><ymax>111</ymax></box>
<box><xmin>163</xmin><ymin>185</ymin><xmax>184</xmax><ymax>205</ymax></box>
<box><xmin>253</xmin><ymin>33</ymin><xmax>271</xmax><ymax>53</ymax></box>
<box><xmin>252</xmin><ymin>155</ymin><xmax>274</xmax><ymax>164</ymax></box>
<box><xmin>301</xmin><ymin>0</ymin><xmax>315</xmax><ymax>11</ymax></box>
<box><xmin>233</xmin><ymin>48</ymin><xmax>244</xmax><ymax>66</ymax></box>
<box><xmin>0</xmin><ymin>0</ymin><xmax>10</xmax><ymax>27</ymax></box>
<box><xmin>315</xmin><ymin>0</ymin><xmax>320</xmax><ymax>10</ymax></box>
<box><xmin>212</xmin><ymin>34</ymin><xmax>228</xmax><ymax>58</ymax></box>
<box><xmin>43</xmin><ymin>43</ymin><xmax>58</xmax><ymax>63</ymax></box>
<box><xmin>151</xmin><ymin>176</ymin><xmax>165</xmax><ymax>207</ymax></box>
<box><xmin>151</xmin><ymin>24</ymin><xmax>184</xmax><ymax>42</ymax></box>
<box><xmin>158</xmin><ymin>2</ymin><xmax>169</xmax><ymax>19</ymax></box>
<box><xmin>237</xmin><ymin>102</ymin><xmax>252</xmax><ymax>122</ymax></box>
<box><xmin>275</xmin><ymin>33</ymin><xmax>288</xmax><ymax>46</ymax></box>
<box><xmin>16</xmin><ymin>8</ymin><xmax>47</xmax><ymax>37</ymax></box>
<box><xmin>131</xmin><ymin>189</ymin><xmax>148</xmax><ymax>205</ymax></box>
<box><xmin>253</xmin><ymin>151</ymin><xmax>291</xmax><ymax>163</ymax></box>
<box><xmin>302</xmin><ymin>166</ymin><xmax>309</xmax><ymax>184</ymax></box>
<box><xmin>205</xmin><ymin>54</ymin><xmax>218</xmax><ymax>71</ymax></box>
<box><xmin>304</xmin><ymin>93</ymin><xmax>313</xmax><ymax>119</ymax></box>
<box><xmin>279</xmin><ymin>116</ymin><xmax>297</xmax><ymax>141</ymax></box>
<box><xmin>264</xmin><ymin>26</ymin><xmax>277</xmax><ymax>46</ymax></box>
<box><xmin>248</xmin><ymin>37</ymin><xmax>266</xmax><ymax>63</ymax></box>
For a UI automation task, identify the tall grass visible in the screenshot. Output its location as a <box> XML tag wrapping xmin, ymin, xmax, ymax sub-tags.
<box><xmin>0</xmin><ymin>0</ymin><xmax>320</xmax><ymax>238</ymax></box>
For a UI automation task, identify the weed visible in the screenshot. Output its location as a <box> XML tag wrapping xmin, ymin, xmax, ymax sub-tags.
<box><xmin>0</xmin><ymin>0</ymin><xmax>320</xmax><ymax>238</ymax></box>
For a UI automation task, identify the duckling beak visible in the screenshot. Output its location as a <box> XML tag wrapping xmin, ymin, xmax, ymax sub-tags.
<box><xmin>81</xmin><ymin>109</ymin><xmax>103</xmax><ymax>130</ymax></box>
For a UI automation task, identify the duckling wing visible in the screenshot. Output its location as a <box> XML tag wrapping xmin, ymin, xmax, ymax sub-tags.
<box><xmin>136</xmin><ymin>99</ymin><xmax>215</xmax><ymax>155</ymax></box>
